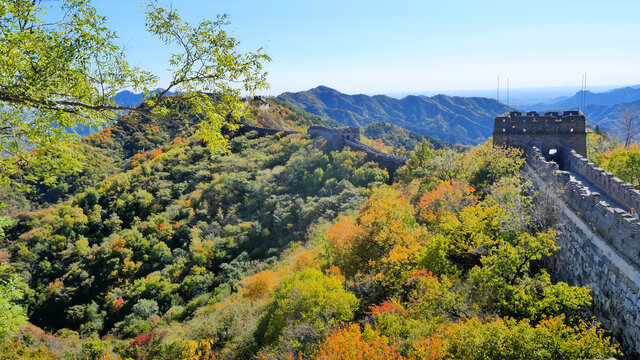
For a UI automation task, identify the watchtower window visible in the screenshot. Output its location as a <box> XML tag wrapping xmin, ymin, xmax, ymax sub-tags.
<box><xmin>549</xmin><ymin>149</ymin><xmax>558</xmax><ymax>155</ymax></box>
<box><xmin>570</xmin><ymin>128</ymin><xmax>574</xmax><ymax>133</ymax></box>
<box><xmin>523</xmin><ymin>128</ymin><xmax>527</xmax><ymax>133</ymax></box>
<box><xmin>502</xmin><ymin>128</ymin><xmax>506</xmax><ymax>132</ymax></box>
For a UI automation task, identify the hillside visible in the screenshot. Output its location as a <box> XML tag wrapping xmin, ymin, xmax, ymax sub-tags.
<box><xmin>278</xmin><ymin>86</ymin><xmax>514</xmax><ymax>145</ymax></box>
<box><xmin>362</xmin><ymin>122</ymin><xmax>464</xmax><ymax>154</ymax></box>
<box><xmin>0</xmin><ymin>97</ymin><xmax>341</xmax><ymax>214</ymax></box>
<box><xmin>0</xmin><ymin>121</ymin><xmax>620</xmax><ymax>359</ymax></box>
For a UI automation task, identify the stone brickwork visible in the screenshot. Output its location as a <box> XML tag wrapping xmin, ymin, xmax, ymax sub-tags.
<box><xmin>564</xmin><ymin>149</ymin><xmax>640</xmax><ymax>212</ymax></box>
<box><xmin>237</xmin><ymin>122</ymin><xmax>300</xmax><ymax>137</ymax></box>
<box><xmin>526</xmin><ymin>147</ymin><xmax>640</xmax><ymax>356</ymax></box>
<box><xmin>308</xmin><ymin>125</ymin><xmax>407</xmax><ymax>176</ymax></box>
<box><xmin>493</xmin><ymin>110</ymin><xmax>587</xmax><ymax>157</ymax></box>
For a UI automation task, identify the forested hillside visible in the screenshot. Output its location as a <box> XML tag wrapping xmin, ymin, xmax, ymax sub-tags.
<box><xmin>278</xmin><ymin>86</ymin><xmax>514</xmax><ymax>145</ymax></box>
<box><xmin>0</xmin><ymin>100</ymin><xmax>622</xmax><ymax>358</ymax></box>
<box><xmin>0</xmin><ymin>98</ymin><xmax>340</xmax><ymax>215</ymax></box>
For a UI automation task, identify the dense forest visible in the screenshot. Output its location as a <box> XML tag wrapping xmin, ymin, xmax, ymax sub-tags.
<box><xmin>0</xmin><ymin>96</ymin><xmax>626</xmax><ymax>359</ymax></box>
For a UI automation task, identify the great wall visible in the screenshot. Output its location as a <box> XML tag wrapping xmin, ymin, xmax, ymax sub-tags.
<box><xmin>236</xmin><ymin>122</ymin><xmax>408</xmax><ymax>176</ymax></box>
<box><xmin>496</xmin><ymin>110</ymin><xmax>640</xmax><ymax>356</ymax></box>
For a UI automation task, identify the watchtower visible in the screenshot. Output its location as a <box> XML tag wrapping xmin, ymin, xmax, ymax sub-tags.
<box><xmin>493</xmin><ymin>110</ymin><xmax>587</xmax><ymax>165</ymax></box>
<box><xmin>341</xmin><ymin>127</ymin><xmax>360</xmax><ymax>141</ymax></box>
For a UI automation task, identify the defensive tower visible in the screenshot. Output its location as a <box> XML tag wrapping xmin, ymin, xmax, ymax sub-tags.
<box><xmin>493</xmin><ymin>110</ymin><xmax>587</xmax><ymax>164</ymax></box>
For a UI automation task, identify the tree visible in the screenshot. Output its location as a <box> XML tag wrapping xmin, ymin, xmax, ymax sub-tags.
<box><xmin>256</xmin><ymin>268</ymin><xmax>358</xmax><ymax>345</ymax></box>
<box><xmin>314</xmin><ymin>323</ymin><xmax>406</xmax><ymax>360</ymax></box>
<box><xmin>618</xmin><ymin>104</ymin><xmax>639</xmax><ymax>148</ymax></box>
<box><xmin>0</xmin><ymin>0</ymin><xmax>270</xmax><ymax>186</ymax></box>
<box><xmin>0</xmin><ymin>278</ymin><xmax>26</xmax><ymax>343</ymax></box>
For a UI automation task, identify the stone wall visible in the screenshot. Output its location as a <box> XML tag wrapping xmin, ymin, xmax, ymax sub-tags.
<box><xmin>526</xmin><ymin>147</ymin><xmax>640</xmax><ymax>356</ymax></box>
<box><xmin>344</xmin><ymin>138</ymin><xmax>407</xmax><ymax>175</ymax></box>
<box><xmin>309</xmin><ymin>125</ymin><xmax>407</xmax><ymax>176</ymax></box>
<box><xmin>564</xmin><ymin>149</ymin><xmax>640</xmax><ymax>212</ymax></box>
<box><xmin>236</xmin><ymin>123</ymin><xmax>407</xmax><ymax>177</ymax></box>
<box><xmin>237</xmin><ymin>122</ymin><xmax>301</xmax><ymax>137</ymax></box>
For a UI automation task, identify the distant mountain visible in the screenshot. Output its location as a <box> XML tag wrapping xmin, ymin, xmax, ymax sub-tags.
<box><xmin>525</xmin><ymin>85</ymin><xmax>640</xmax><ymax>110</ymax></box>
<box><xmin>66</xmin><ymin>89</ymin><xmax>174</xmax><ymax>137</ymax></box>
<box><xmin>112</xmin><ymin>88</ymin><xmax>173</xmax><ymax>107</ymax></box>
<box><xmin>278</xmin><ymin>86</ymin><xmax>514</xmax><ymax>145</ymax></box>
<box><xmin>582</xmin><ymin>100</ymin><xmax>640</xmax><ymax>133</ymax></box>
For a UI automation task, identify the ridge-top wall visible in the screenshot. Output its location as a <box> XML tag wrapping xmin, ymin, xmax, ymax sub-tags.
<box><xmin>526</xmin><ymin>147</ymin><xmax>640</xmax><ymax>356</ymax></box>
<box><xmin>564</xmin><ymin>149</ymin><xmax>640</xmax><ymax>212</ymax></box>
<box><xmin>237</xmin><ymin>123</ymin><xmax>407</xmax><ymax>176</ymax></box>
<box><xmin>308</xmin><ymin>125</ymin><xmax>407</xmax><ymax>175</ymax></box>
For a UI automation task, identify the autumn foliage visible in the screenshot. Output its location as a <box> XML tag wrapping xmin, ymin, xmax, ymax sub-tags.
<box><xmin>314</xmin><ymin>324</ymin><xmax>405</xmax><ymax>360</ymax></box>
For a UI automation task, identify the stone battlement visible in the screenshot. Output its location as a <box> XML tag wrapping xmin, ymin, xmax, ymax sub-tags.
<box><xmin>237</xmin><ymin>122</ymin><xmax>301</xmax><ymax>137</ymax></box>
<box><xmin>564</xmin><ymin>150</ymin><xmax>640</xmax><ymax>212</ymax></box>
<box><xmin>527</xmin><ymin>146</ymin><xmax>640</xmax><ymax>355</ymax></box>
<box><xmin>528</xmin><ymin>146</ymin><xmax>640</xmax><ymax>268</ymax></box>
<box><xmin>308</xmin><ymin>125</ymin><xmax>361</xmax><ymax>142</ymax></box>
<box><xmin>308</xmin><ymin>125</ymin><xmax>407</xmax><ymax>176</ymax></box>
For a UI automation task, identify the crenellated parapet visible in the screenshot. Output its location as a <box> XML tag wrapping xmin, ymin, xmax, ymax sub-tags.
<box><xmin>564</xmin><ymin>150</ymin><xmax>640</xmax><ymax>212</ymax></box>
<box><xmin>237</xmin><ymin>122</ymin><xmax>300</xmax><ymax>137</ymax></box>
<box><xmin>308</xmin><ymin>125</ymin><xmax>407</xmax><ymax>176</ymax></box>
<box><xmin>527</xmin><ymin>146</ymin><xmax>640</xmax><ymax>268</ymax></box>
<box><xmin>527</xmin><ymin>146</ymin><xmax>640</xmax><ymax>356</ymax></box>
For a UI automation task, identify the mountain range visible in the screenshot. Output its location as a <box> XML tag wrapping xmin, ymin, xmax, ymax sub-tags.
<box><xmin>278</xmin><ymin>86</ymin><xmax>514</xmax><ymax>145</ymax></box>
<box><xmin>525</xmin><ymin>85</ymin><xmax>640</xmax><ymax>110</ymax></box>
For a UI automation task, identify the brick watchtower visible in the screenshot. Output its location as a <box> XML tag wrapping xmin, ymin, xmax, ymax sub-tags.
<box><xmin>493</xmin><ymin>110</ymin><xmax>588</xmax><ymax>161</ymax></box>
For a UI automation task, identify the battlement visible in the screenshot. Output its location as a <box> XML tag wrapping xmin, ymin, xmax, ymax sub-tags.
<box><xmin>308</xmin><ymin>125</ymin><xmax>361</xmax><ymax>142</ymax></box>
<box><xmin>308</xmin><ymin>125</ymin><xmax>406</xmax><ymax>176</ymax></box>
<box><xmin>237</xmin><ymin>122</ymin><xmax>300</xmax><ymax>137</ymax></box>
<box><xmin>527</xmin><ymin>147</ymin><xmax>640</xmax><ymax>268</ymax></box>
<box><xmin>493</xmin><ymin>110</ymin><xmax>587</xmax><ymax>157</ymax></box>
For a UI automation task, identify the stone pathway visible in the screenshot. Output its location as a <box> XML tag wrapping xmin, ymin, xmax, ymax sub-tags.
<box><xmin>569</xmin><ymin>171</ymin><xmax>628</xmax><ymax>213</ymax></box>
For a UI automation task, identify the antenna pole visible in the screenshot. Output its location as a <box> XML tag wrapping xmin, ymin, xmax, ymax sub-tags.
<box><xmin>507</xmin><ymin>77</ymin><xmax>509</xmax><ymax>106</ymax></box>
<box><xmin>583</xmin><ymin>73</ymin><xmax>587</xmax><ymax>110</ymax></box>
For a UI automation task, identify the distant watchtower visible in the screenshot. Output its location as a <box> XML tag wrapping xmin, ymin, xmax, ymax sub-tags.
<box><xmin>493</xmin><ymin>111</ymin><xmax>587</xmax><ymax>162</ymax></box>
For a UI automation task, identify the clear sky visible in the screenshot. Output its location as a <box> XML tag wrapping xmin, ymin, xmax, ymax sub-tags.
<box><xmin>94</xmin><ymin>0</ymin><xmax>640</xmax><ymax>96</ymax></box>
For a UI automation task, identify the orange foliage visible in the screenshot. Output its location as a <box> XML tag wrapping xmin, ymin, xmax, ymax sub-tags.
<box><xmin>152</xmin><ymin>149</ymin><xmax>163</xmax><ymax>159</ymax></box>
<box><xmin>327</xmin><ymin>187</ymin><xmax>421</xmax><ymax>279</ymax></box>
<box><xmin>243</xmin><ymin>270</ymin><xmax>279</xmax><ymax>301</ymax></box>
<box><xmin>314</xmin><ymin>323</ymin><xmax>406</xmax><ymax>360</ymax></box>
<box><xmin>325</xmin><ymin>265</ymin><xmax>345</xmax><ymax>283</ymax></box>
<box><xmin>418</xmin><ymin>180</ymin><xmax>476</xmax><ymax>224</ymax></box>
<box><xmin>173</xmin><ymin>137</ymin><xmax>183</xmax><ymax>145</ymax></box>
<box><xmin>409</xmin><ymin>329</ymin><xmax>451</xmax><ymax>360</ymax></box>
<box><xmin>291</xmin><ymin>249</ymin><xmax>321</xmax><ymax>271</ymax></box>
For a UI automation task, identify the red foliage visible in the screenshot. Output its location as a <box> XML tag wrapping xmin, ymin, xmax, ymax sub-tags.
<box><xmin>111</xmin><ymin>298</ymin><xmax>125</xmax><ymax>314</ymax></box>
<box><xmin>368</xmin><ymin>300</ymin><xmax>406</xmax><ymax>316</ymax></box>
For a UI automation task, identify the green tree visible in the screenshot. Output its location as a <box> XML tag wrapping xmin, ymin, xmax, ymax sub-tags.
<box><xmin>0</xmin><ymin>0</ymin><xmax>270</xmax><ymax>186</ymax></box>
<box><xmin>0</xmin><ymin>278</ymin><xmax>26</xmax><ymax>343</ymax></box>
<box><xmin>256</xmin><ymin>268</ymin><xmax>359</xmax><ymax>345</ymax></box>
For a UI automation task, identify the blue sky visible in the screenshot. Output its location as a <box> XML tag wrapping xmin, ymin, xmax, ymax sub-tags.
<box><xmin>94</xmin><ymin>0</ymin><xmax>640</xmax><ymax>96</ymax></box>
